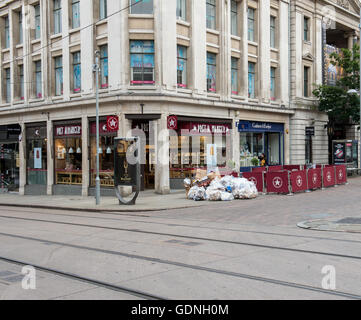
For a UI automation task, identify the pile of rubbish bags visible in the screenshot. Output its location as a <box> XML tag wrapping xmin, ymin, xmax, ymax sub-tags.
<box><xmin>184</xmin><ymin>174</ymin><xmax>258</xmax><ymax>202</ymax></box>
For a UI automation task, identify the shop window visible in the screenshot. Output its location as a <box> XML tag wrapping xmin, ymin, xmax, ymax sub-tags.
<box><xmin>99</xmin><ymin>0</ymin><xmax>107</xmax><ymax>19</ymax></box>
<box><xmin>72</xmin><ymin>51</ymin><xmax>81</xmax><ymax>93</ymax></box>
<box><xmin>270</xmin><ymin>67</ymin><xmax>276</xmax><ymax>101</ymax></box>
<box><xmin>207</xmin><ymin>52</ymin><xmax>217</xmax><ymax>92</ymax></box>
<box><xmin>53</xmin><ymin>0</ymin><xmax>62</xmax><ymax>35</ymax></box>
<box><xmin>130</xmin><ymin>0</ymin><xmax>153</xmax><ymax>14</ymax></box>
<box><xmin>54</xmin><ymin>123</ymin><xmax>82</xmax><ymax>186</ymax></box>
<box><xmin>304</xmin><ymin>66</ymin><xmax>310</xmax><ymax>97</ymax></box>
<box><xmin>4</xmin><ymin>68</ymin><xmax>11</xmax><ymax>103</ymax></box>
<box><xmin>100</xmin><ymin>45</ymin><xmax>108</xmax><ymax>88</ymax></box>
<box><xmin>177</xmin><ymin>0</ymin><xmax>186</xmax><ymax>21</ymax></box>
<box><xmin>231</xmin><ymin>57</ymin><xmax>239</xmax><ymax>95</ymax></box>
<box><xmin>26</xmin><ymin>126</ymin><xmax>47</xmax><ymax>185</ymax></box>
<box><xmin>19</xmin><ymin>65</ymin><xmax>24</xmax><ymax>100</ymax></box>
<box><xmin>248</xmin><ymin>62</ymin><xmax>256</xmax><ymax>98</ymax></box>
<box><xmin>206</xmin><ymin>0</ymin><xmax>216</xmax><ymax>30</ymax></box>
<box><xmin>4</xmin><ymin>16</ymin><xmax>10</xmax><ymax>49</ymax></box>
<box><xmin>248</xmin><ymin>7</ymin><xmax>255</xmax><ymax>42</ymax></box>
<box><xmin>268</xmin><ymin>133</ymin><xmax>280</xmax><ymax>165</ymax></box>
<box><xmin>54</xmin><ymin>56</ymin><xmax>63</xmax><ymax>96</ymax></box>
<box><xmin>35</xmin><ymin>61</ymin><xmax>42</xmax><ymax>98</ymax></box>
<box><xmin>231</xmin><ymin>0</ymin><xmax>238</xmax><ymax>36</ymax></box>
<box><xmin>35</xmin><ymin>4</ymin><xmax>41</xmax><ymax>39</ymax></box>
<box><xmin>19</xmin><ymin>12</ymin><xmax>23</xmax><ymax>45</ymax></box>
<box><xmin>177</xmin><ymin>45</ymin><xmax>187</xmax><ymax>88</ymax></box>
<box><xmin>304</xmin><ymin>16</ymin><xmax>310</xmax><ymax>41</ymax></box>
<box><xmin>71</xmin><ymin>0</ymin><xmax>80</xmax><ymax>29</ymax></box>
<box><xmin>240</xmin><ymin>133</ymin><xmax>264</xmax><ymax>167</ymax></box>
<box><xmin>270</xmin><ymin>16</ymin><xmax>276</xmax><ymax>48</ymax></box>
<box><xmin>130</xmin><ymin>40</ymin><xmax>155</xmax><ymax>85</ymax></box>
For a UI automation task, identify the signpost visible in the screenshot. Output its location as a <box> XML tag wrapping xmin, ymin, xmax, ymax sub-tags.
<box><xmin>305</xmin><ymin>127</ymin><xmax>315</xmax><ymax>136</ymax></box>
<box><xmin>114</xmin><ymin>137</ymin><xmax>141</xmax><ymax>205</ymax></box>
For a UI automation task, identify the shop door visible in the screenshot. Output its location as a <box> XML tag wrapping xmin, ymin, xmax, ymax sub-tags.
<box><xmin>267</xmin><ymin>133</ymin><xmax>281</xmax><ymax>165</ymax></box>
<box><xmin>0</xmin><ymin>143</ymin><xmax>19</xmax><ymax>191</ymax></box>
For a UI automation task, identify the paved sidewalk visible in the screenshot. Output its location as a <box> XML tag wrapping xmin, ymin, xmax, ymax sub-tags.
<box><xmin>0</xmin><ymin>189</ymin><xmax>210</xmax><ymax>212</ymax></box>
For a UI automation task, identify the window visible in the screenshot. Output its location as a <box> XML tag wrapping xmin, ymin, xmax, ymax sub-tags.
<box><xmin>130</xmin><ymin>0</ymin><xmax>153</xmax><ymax>14</ymax></box>
<box><xmin>304</xmin><ymin>17</ymin><xmax>309</xmax><ymax>41</ymax></box>
<box><xmin>72</xmin><ymin>0</ymin><xmax>80</xmax><ymax>29</ymax></box>
<box><xmin>19</xmin><ymin>65</ymin><xmax>24</xmax><ymax>100</ymax></box>
<box><xmin>231</xmin><ymin>57</ymin><xmax>238</xmax><ymax>95</ymax></box>
<box><xmin>248</xmin><ymin>8</ymin><xmax>255</xmax><ymax>42</ymax></box>
<box><xmin>270</xmin><ymin>16</ymin><xmax>276</xmax><ymax>48</ymax></box>
<box><xmin>35</xmin><ymin>61</ymin><xmax>42</xmax><ymax>98</ymax></box>
<box><xmin>207</xmin><ymin>52</ymin><xmax>216</xmax><ymax>92</ymax></box>
<box><xmin>53</xmin><ymin>0</ymin><xmax>62</xmax><ymax>34</ymax></box>
<box><xmin>231</xmin><ymin>0</ymin><xmax>238</xmax><ymax>36</ymax></box>
<box><xmin>4</xmin><ymin>16</ymin><xmax>10</xmax><ymax>49</ymax></box>
<box><xmin>248</xmin><ymin>62</ymin><xmax>256</xmax><ymax>98</ymax></box>
<box><xmin>54</xmin><ymin>56</ymin><xmax>63</xmax><ymax>96</ymax></box>
<box><xmin>19</xmin><ymin>12</ymin><xmax>23</xmax><ymax>44</ymax></box>
<box><xmin>177</xmin><ymin>0</ymin><xmax>186</xmax><ymax>21</ymax></box>
<box><xmin>177</xmin><ymin>45</ymin><xmax>187</xmax><ymax>88</ymax></box>
<box><xmin>72</xmin><ymin>52</ymin><xmax>81</xmax><ymax>92</ymax></box>
<box><xmin>100</xmin><ymin>45</ymin><xmax>108</xmax><ymax>88</ymax></box>
<box><xmin>5</xmin><ymin>68</ymin><xmax>11</xmax><ymax>103</ymax></box>
<box><xmin>35</xmin><ymin>5</ymin><xmax>41</xmax><ymax>39</ymax></box>
<box><xmin>99</xmin><ymin>0</ymin><xmax>107</xmax><ymax>19</ymax></box>
<box><xmin>206</xmin><ymin>0</ymin><xmax>216</xmax><ymax>30</ymax></box>
<box><xmin>304</xmin><ymin>66</ymin><xmax>309</xmax><ymax>97</ymax></box>
<box><xmin>130</xmin><ymin>40</ymin><xmax>155</xmax><ymax>85</ymax></box>
<box><xmin>270</xmin><ymin>67</ymin><xmax>276</xmax><ymax>101</ymax></box>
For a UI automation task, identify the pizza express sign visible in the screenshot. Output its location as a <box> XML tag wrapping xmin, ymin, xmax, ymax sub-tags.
<box><xmin>55</xmin><ymin>125</ymin><xmax>81</xmax><ymax>137</ymax></box>
<box><xmin>180</xmin><ymin>122</ymin><xmax>231</xmax><ymax>135</ymax></box>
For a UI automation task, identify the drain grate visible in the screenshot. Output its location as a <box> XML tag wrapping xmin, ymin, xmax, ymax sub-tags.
<box><xmin>336</xmin><ymin>218</ymin><xmax>361</xmax><ymax>224</ymax></box>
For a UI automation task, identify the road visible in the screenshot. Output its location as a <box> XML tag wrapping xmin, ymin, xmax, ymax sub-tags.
<box><xmin>0</xmin><ymin>177</ymin><xmax>361</xmax><ymax>300</ymax></box>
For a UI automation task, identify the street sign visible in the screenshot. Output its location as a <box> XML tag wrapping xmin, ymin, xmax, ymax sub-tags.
<box><xmin>305</xmin><ymin>127</ymin><xmax>315</xmax><ymax>136</ymax></box>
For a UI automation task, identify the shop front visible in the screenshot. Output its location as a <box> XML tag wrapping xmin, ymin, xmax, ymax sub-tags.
<box><xmin>238</xmin><ymin>120</ymin><xmax>284</xmax><ymax>168</ymax></box>
<box><xmin>170</xmin><ymin>118</ymin><xmax>232</xmax><ymax>189</ymax></box>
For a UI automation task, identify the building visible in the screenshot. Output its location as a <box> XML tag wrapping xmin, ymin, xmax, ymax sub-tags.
<box><xmin>0</xmin><ymin>0</ymin><xmax>359</xmax><ymax>196</ymax></box>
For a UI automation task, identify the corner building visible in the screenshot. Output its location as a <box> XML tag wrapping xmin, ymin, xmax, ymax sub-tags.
<box><xmin>0</xmin><ymin>0</ymin><xmax>359</xmax><ymax>196</ymax></box>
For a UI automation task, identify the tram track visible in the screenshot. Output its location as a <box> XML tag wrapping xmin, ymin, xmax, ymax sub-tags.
<box><xmin>0</xmin><ymin>214</ymin><xmax>361</xmax><ymax>260</ymax></box>
<box><xmin>0</xmin><ymin>231</ymin><xmax>360</xmax><ymax>299</ymax></box>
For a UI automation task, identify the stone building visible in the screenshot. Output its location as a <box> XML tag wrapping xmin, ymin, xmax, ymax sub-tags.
<box><xmin>0</xmin><ymin>0</ymin><xmax>359</xmax><ymax>196</ymax></box>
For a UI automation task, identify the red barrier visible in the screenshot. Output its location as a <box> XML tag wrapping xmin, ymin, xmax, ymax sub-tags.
<box><xmin>307</xmin><ymin>168</ymin><xmax>322</xmax><ymax>190</ymax></box>
<box><xmin>268</xmin><ymin>165</ymin><xmax>284</xmax><ymax>172</ymax></box>
<box><xmin>252</xmin><ymin>167</ymin><xmax>267</xmax><ymax>173</ymax></box>
<box><xmin>265</xmin><ymin>171</ymin><xmax>289</xmax><ymax>193</ymax></box>
<box><xmin>335</xmin><ymin>165</ymin><xmax>347</xmax><ymax>185</ymax></box>
<box><xmin>323</xmin><ymin>166</ymin><xmax>336</xmax><ymax>187</ymax></box>
<box><xmin>242</xmin><ymin>172</ymin><xmax>264</xmax><ymax>193</ymax></box>
<box><xmin>284</xmin><ymin>165</ymin><xmax>302</xmax><ymax>171</ymax></box>
<box><xmin>290</xmin><ymin>170</ymin><xmax>308</xmax><ymax>193</ymax></box>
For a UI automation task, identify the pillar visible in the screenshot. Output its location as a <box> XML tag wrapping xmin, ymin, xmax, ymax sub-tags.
<box><xmin>279</xmin><ymin>0</ymin><xmax>289</xmax><ymax>105</ymax></box>
<box><xmin>19</xmin><ymin>122</ymin><xmax>26</xmax><ymax>195</ymax></box>
<box><xmin>295</xmin><ymin>10</ymin><xmax>303</xmax><ymax>98</ymax></box>
<box><xmin>240</xmin><ymin>0</ymin><xmax>248</xmax><ymax>98</ymax></box>
<box><xmin>81</xmin><ymin>116</ymin><xmax>89</xmax><ymax>196</ymax></box>
<box><xmin>232</xmin><ymin>115</ymin><xmax>240</xmax><ymax>171</ymax></box>
<box><xmin>155</xmin><ymin>114</ymin><xmax>170</xmax><ymax>194</ymax></box>
<box><xmin>62</xmin><ymin>0</ymin><xmax>70</xmax><ymax>100</ymax></box>
<box><xmin>46</xmin><ymin>119</ymin><xmax>54</xmax><ymax>195</ymax></box>
<box><xmin>315</xmin><ymin>16</ymin><xmax>323</xmax><ymax>86</ymax></box>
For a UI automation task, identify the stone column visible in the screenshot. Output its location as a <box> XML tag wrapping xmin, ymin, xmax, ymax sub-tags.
<box><xmin>240</xmin><ymin>0</ymin><xmax>248</xmax><ymax>98</ymax></box>
<box><xmin>62</xmin><ymin>0</ymin><xmax>70</xmax><ymax>100</ymax></box>
<box><xmin>155</xmin><ymin>114</ymin><xmax>170</xmax><ymax>194</ymax></box>
<box><xmin>295</xmin><ymin>10</ymin><xmax>303</xmax><ymax>98</ymax></box>
<box><xmin>259</xmin><ymin>0</ymin><xmax>271</xmax><ymax>103</ymax></box>
<box><xmin>232</xmin><ymin>114</ymin><xmax>240</xmax><ymax>171</ymax></box>
<box><xmin>41</xmin><ymin>0</ymin><xmax>49</xmax><ymax>101</ymax></box>
<box><xmin>19</xmin><ymin>122</ymin><xmax>26</xmax><ymax>195</ymax></box>
<box><xmin>9</xmin><ymin>9</ymin><xmax>15</xmax><ymax>103</ymax></box>
<box><xmin>220</xmin><ymin>0</ymin><xmax>230</xmax><ymax>99</ymax></box>
<box><xmin>279</xmin><ymin>0</ymin><xmax>289</xmax><ymax>105</ymax></box>
<box><xmin>314</xmin><ymin>16</ymin><xmax>323</xmax><ymax>86</ymax></box>
<box><xmin>81</xmin><ymin>116</ymin><xmax>89</xmax><ymax>196</ymax></box>
<box><xmin>46</xmin><ymin>119</ymin><xmax>54</xmax><ymax>195</ymax></box>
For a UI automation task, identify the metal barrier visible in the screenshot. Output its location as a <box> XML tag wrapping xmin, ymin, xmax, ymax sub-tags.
<box><xmin>242</xmin><ymin>172</ymin><xmax>264</xmax><ymax>193</ymax></box>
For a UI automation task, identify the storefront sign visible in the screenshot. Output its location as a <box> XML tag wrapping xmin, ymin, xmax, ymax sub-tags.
<box><xmin>305</xmin><ymin>127</ymin><xmax>315</xmax><ymax>136</ymax></box>
<box><xmin>107</xmin><ymin>116</ymin><xmax>119</xmax><ymax>132</ymax></box>
<box><xmin>34</xmin><ymin>148</ymin><xmax>42</xmax><ymax>169</ymax></box>
<box><xmin>90</xmin><ymin>122</ymin><xmax>117</xmax><ymax>135</ymax></box>
<box><xmin>167</xmin><ymin>116</ymin><xmax>178</xmax><ymax>130</ymax></box>
<box><xmin>237</xmin><ymin>121</ymin><xmax>284</xmax><ymax>133</ymax></box>
<box><xmin>180</xmin><ymin>122</ymin><xmax>231</xmax><ymax>135</ymax></box>
<box><xmin>55</xmin><ymin>125</ymin><xmax>81</xmax><ymax>137</ymax></box>
<box><xmin>114</xmin><ymin>139</ymin><xmax>138</xmax><ymax>187</ymax></box>
<box><xmin>333</xmin><ymin>142</ymin><xmax>346</xmax><ymax>164</ymax></box>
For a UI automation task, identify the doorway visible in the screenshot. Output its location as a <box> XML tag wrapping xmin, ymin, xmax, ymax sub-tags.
<box><xmin>0</xmin><ymin>143</ymin><xmax>20</xmax><ymax>191</ymax></box>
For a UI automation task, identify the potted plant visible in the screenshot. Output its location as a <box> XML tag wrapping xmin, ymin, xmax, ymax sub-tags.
<box><xmin>251</xmin><ymin>157</ymin><xmax>259</xmax><ymax>167</ymax></box>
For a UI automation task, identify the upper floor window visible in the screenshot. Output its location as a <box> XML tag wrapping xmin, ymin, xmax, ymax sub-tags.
<box><xmin>19</xmin><ymin>65</ymin><xmax>24</xmax><ymax>100</ymax></box>
<box><xmin>5</xmin><ymin>68</ymin><xmax>11</xmax><ymax>103</ymax></box>
<box><xmin>248</xmin><ymin>8</ymin><xmax>255</xmax><ymax>42</ymax></box>
<box><xmin>270</xmin><ymin>67</ymin><xmax>276</xmax><ymax>100</ymax></box>
<box><xmin>130</xmin><ymin>0</ymin><xmax>153</xmax><ymax>14</ymax></box>
<box><xmin>177</xmin><ymin>0</ymin><xmax>186</xmax><ymax>21</ymax></box>
<box><xmin>72</xmin><ymin>0</ymin><xmax>80</xmax><ymax>29</ymax></box>
<box><xmin>304</xmin><ymin>66</ymin><xmax>310</xmax><ymax>97</ymax></box>
<box><xmin>4</xmin><ymin>16</ymin><xmax>10</xmax><ymax>49</ymax></box>
<box><xmin>19</xmin><ymin>12</ymin><xmax>23</xmax><ymax>44</ymax></box>
<box><xmin>206</xmin><ymin>0</ymin><xmax>216</xmax><ymax>30</ymax></box>
<box><xmin>231</xmin><ymin>57</ymin><xmax>239</xmax><ymax>95</ymax></box>
<box><xmin>130</xmin><ymin>40</ymin><xmax>155</xmax><ymax>85</ymax></box>
<box><xmin>207</xmin><ymin>52</ymin><xmax>217</xmax><ymax>92</ymax></box>
<box><xmin>99</xmin><ymin>0</ymin><xmax>107</xmax><ymax>19</ymax></box>
<box><xmin>72</xmin><ymin>52</ymin><xmax>81</xmax><ymax>92</ymax></box>
<box><xmin>304</xmin><ymin>17</ymin><xmax>310</xmax><ymax>41</ymax></box>
<box><xmin>177</xmin><ymin>45</ymin><xmax>187</xmax><ymax>88</ymax></box>
<box><xmin>100</xmin><ymin>45</ymin><xmax>108</xmax><ymax>88</ymax></box>
<box><xmin>35</xmin><ymin>61</ymin><xmax>42</xmax><ymax>98</ymax></box>
<box><xmin>248</xmin><ymin>62</ymin><xmax>256</xmax><ymax>98</ymax></box>
<box><xmin>53</xmin><ymin>0</ymin><xmax>62</xmax><ymax>34</ymax></box>
<box><xmin>54</xmin><ymin>56</ymin><xmax>63</xmax><ymax>96</ymax></box>
<box><xmin>270</xmin><ymin>16</ymin><xmax>276</xmax><ymax>48</ymax></box>
<box><xmin>35</xmin><ymin>5</ymin><xmax>41</xmax><ymax>39</ymax></box>
<box><xmin>231</xmin><ymin>0</ymin><xmax>238</xmax><ymax>36</ymax></box>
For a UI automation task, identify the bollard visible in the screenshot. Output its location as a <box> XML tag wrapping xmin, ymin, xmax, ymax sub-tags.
<box><xmin>305</xmin><ymin>168</ymin><xmax>311</xmax><ymax>193</ymax></box>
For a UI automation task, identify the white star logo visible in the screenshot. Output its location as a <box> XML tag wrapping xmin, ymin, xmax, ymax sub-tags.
<box><xmin>312</xmin><ymin>174</ymin><xmax>318</xmax><ymax>184</ymax></box>
<box><xmin>338</xmin><ymin>170</ymin><xmax>343</xmax><ymax>179</ymax></box>
<box><xmin>109</xmin><ymin>119</ymin><xmax>117</xmax><ymax>129</ymax></box>
<box><xmin>296</xmin><ymin>176</ymin><xmax>303</xmax><ymax>187</ymax></box>
<box><xmin>272</xmin><ymin>177</ymin><xmax>283</xmax><ymax>188</ymax></box>
<box><xmin>326</xmin><ymin>172</ymin><xmax>332</xmax><ymax>182</ymax></box>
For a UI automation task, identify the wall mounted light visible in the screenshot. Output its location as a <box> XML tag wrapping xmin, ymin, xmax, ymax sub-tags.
<box><xmin>76</xmin><ymin>147</ymin><xmax>82</xmax><ymax>154</ymax></box>
<box><xmin>68</xmin><ymin>147</ymin><xmax>74</xmax><ymax>154</ymax></box>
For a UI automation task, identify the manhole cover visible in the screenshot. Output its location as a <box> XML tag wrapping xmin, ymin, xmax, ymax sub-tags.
<box><xmin>336</xmin><ymin>218</ymin><xmax>361</xmax><ymax>224</ymax></box>
<box><xmin>298</xmin><ymin>218</ymin><xmax>361</xmax><ymax>233</ymax></box>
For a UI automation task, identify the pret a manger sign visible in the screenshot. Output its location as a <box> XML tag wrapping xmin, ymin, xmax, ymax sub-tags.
<box><xmin>55</xmin><ymin>125</ymin><xmax>82</xmax><ymax>137</ymax></box>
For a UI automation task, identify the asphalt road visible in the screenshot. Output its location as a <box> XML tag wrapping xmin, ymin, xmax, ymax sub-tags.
<box><xmin>0</xmin><ymin>177</ymin><xmax>361</xmax><ymax>300</ymax></box>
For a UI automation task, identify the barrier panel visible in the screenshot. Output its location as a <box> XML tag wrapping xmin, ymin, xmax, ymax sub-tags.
<box><xmin>335</xmin><ymin>165</ymin><xmax>347</xmax><ymax>185</ymax></box>
<box><xmin>323</xmin><ymin>166</ymin><xmax>336</xmax><ymax>187</ymax></box>
<box><xmin>242</xmin><ymin>172</ymin><xmax>264</xmax><ymax>193</ymax></box>
<box><xmin>290</xmin><ymin>170</ymin><xmax>308</xmax><ymax>193</ymax></box>
<box><xmin>268</xmin><ymin>165</ymin><xmax>284</xmax><ymax>172</ymax></box>
<box><xmin>252</xmin><ymin>167</ymin><xmax>267</xmax><ymax>173</ymax></box>
<box><xmin>265</xmin><ymin>171</ymin><xmax>289</xmax><ymax>194</ymax></box>
<box><xmin>284</xmin><ymin>165</ymin><xmax>303</xmax><ymax>171</ymax></box>
<box><xmin>307</xmin><ymin>168</ymin><xmax>322</xmax><ymax>190</ymax></box>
